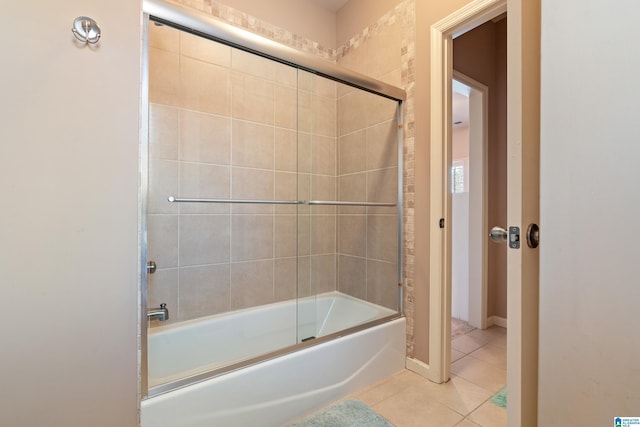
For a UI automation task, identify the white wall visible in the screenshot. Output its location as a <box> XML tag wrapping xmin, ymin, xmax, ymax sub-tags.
<box><xmin>0</xmin><ymin>1</ymin><xmax>141</xmax><ymax>426</ymax></box>
<box><xmin>451</xmin><ymin>125</ymin><xmax>470</xmax><ymax>321</ymax></box>
<box><xmin>451</xmin><ymin>191</ymin><xmax>469</xmax><ymax>321</ymax></box>
<box><xmin>539</xmin><ymin>0</ymin><xmax>640</xmax><ymax>424</ymax></box>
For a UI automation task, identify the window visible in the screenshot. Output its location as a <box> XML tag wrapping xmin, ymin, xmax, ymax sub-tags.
<box><xmin>451</xmin><ymin>164</ymin><xmax>464</xmax><ymax>193</ymax></box>
<box><xmin>451</xmin><ymin>159</ymin><xmax>469</xmax><ymax>193</ymax></box>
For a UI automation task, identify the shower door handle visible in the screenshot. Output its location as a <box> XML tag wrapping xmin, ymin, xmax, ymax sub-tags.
<box><xmin>147</xmin><ymin>261</ymin><xmax>157</xmax><ymax>274</ymax></box>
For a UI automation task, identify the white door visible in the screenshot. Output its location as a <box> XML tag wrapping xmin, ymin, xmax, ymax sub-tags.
<box><xmin>505</xmin><ymin>1</ymin><xmax>540</xmax><ymax>425</ymax></box>
<box><xmin>538</xmin><ymin>0</ymin><xmax>640</xmax><ymax>425</ymax></box>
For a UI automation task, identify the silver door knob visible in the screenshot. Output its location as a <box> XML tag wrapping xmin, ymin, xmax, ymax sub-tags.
<box><xmin>489</xmin><ymin>226</ymin><xmax>508</xmax><ymax>243</ymax></box>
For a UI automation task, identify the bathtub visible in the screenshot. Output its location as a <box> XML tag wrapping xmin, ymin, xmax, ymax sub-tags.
<box><xmin>141</xmin><ymin>291</ymin><xmax>406</xmax><ymax>427</ymax></box>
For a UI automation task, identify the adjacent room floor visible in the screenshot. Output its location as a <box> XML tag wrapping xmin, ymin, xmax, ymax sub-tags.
<box><xmin>347</xmin><ymin>325</ymin><xmax>507</xmax><ymax>427</ymax></box>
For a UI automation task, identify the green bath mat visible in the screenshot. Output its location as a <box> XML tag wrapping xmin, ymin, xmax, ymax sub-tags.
<box><xmin>491</xmin><ymin>386</ymin><xmax>507</xmax><ymax>408</ymax></box>
<box><xmin>287</xmin><ymin>399</ymin><xmax>394</xmax><ymax>427</ymax></box>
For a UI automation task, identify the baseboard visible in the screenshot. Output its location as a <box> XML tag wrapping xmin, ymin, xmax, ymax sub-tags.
<box><xmin>487</xmin><ymin>315</ymin><xmax>507</xmax><ymax>328</ymax></box>
<box><xmin>405</xmin><ymin>357</ymin><xmax>430</xmax><ymax>379</ymax></box>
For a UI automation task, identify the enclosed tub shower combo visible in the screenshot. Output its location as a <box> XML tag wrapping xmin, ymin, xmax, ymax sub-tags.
<box><xmin>139</xmin><ymin>1</ymin><xmax>407</xmax><ymax>426</ymax></box>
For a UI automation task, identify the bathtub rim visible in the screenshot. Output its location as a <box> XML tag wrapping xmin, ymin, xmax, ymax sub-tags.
<box><xmin>145</xmin><ymin>311</ymin><xmax>404</xmax><ymax>398</ymax></box>
<box><xmin>147</xmin><ymin>290</ymin><xmax>395</xmax><ymax>335</ymax></box>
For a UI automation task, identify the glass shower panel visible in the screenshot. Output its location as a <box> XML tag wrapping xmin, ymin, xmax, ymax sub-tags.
<box><xmin>296</xmin><ymin>72</ymin><xmax>400</xmax><ymax>342</ymax></box>
<box><xmin>333</xmin><ymin>81</ymin><xmax>400</xmax><ymax>312</ymax></box>
<box><xmin>146</xmin><ymin>22</ymin><xmax>300</xmax><ymax>387</ymax></box>
<box><xmin>296</xmin><ymin>69</ymin><xmax>334</xmax><ymax>342</ymax></box>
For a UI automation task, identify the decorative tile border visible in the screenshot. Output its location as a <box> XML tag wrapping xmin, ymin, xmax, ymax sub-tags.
<box><xmin>401</xmin><ymin>0</ymin><xmax>417</xmax><ymax>358</ymax></box>
<box><xmin>173</xmin><ymin>0</ymin><xmax>335</xmax><ymax>60</ymax></box>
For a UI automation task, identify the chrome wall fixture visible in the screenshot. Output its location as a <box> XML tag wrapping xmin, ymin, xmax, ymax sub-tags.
<box><xmin>72</xmin><ymin>16</ymin><xmax>101</xmax><ymax>44</ymax></box>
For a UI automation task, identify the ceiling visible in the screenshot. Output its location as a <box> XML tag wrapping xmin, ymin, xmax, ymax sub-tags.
<box><xmin>308</xmin><ymin>0</ymin><xmax>350</xmax><ymax>12</ymax></box>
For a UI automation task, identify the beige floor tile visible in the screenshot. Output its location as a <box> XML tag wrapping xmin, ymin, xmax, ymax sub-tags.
<box><xmin>468</xmin><ymin>400</ymin><xmax>507</xmax><ymax>427</ymax></box>
<box><xmin>343</xmin><ymin>326</ymin><xmax>509</xmax><ymax>427</ymax></box>
<box><xmin>472</xmin><ymin>326</ymin><xmax>507</xmax><ymax>348</ymax></box>
<box><xmin>451</xmin><ymin>348</ymin><xmax>466</xmax><ymax>363</ymax></box>
<box><xmin>394</xmin><ymin>369</ymin><xmax>436</xmax><ymax>388</ymax></box>
<box><xmin>489</xmin><ymin>333</ymin><xmax>507</xmax><ymax>349</ymax></box>
<box><xmin>407</xmin><ymin>374</ymin><xmax>493</xmax><ymax>416</ymax></box>
<box><xmin>490</xmin><ymin>325</ymin><xmax>506</xmax><ymax>333</ymax></box>
<box><xmin>467</xmin><ymin>326</ymin><xmax>505</xmax><ymax>341</ymax></box>
<box><xmin>450</xmin><ymin>355</ymin><xmax>506</xmax><ymax>394</ymax></box>
<box><xmin>455</xmin><ymin>418</ymin><xmax>482</xmax><ymax>426</ymax></box>
<box><xmin>469</xmin><ymin>344</ymin><xmax>507</xmax><ymax>370</ymax></box>
<box><xmin>452</xmin><ymin>318</ymin><xmax>475</xmax><ymax>338</ymax></box>
<box><xmin>353</xmin><ymin>370</ymin><xmax>425</xmax><ymax>406</ymax></box>
<box><xmin>372</xmin><ymin>390</ymin><xmax>464</xmax><ymax>427</ymax></box>
<box><xmin>451</xmin><ymin>334</ymin><xmax>489</xmax><ymax>355</ymax></box>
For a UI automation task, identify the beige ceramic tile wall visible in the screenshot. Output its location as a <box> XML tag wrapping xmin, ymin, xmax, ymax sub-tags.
<box><xmin>148</xmin><ymin>22</ymin><xmax>302</xmax><ymax>323</ymax></box>
<box><xmin>147</xmin><ymin>19</ymin><xmax>401</xmax><ymax>324</ymax></box>
<box><xmin>147</xmin><ymin>23</ymin><xmax>343</xmax><ymax>324</ymax></box>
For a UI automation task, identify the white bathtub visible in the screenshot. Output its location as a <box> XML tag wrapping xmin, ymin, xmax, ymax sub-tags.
<box><xmin>141</xmin><ymin>291</ymin><xmax>406</xmax><ymax>427</ymax></box>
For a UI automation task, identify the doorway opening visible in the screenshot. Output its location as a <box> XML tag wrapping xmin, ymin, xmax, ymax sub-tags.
<box><xmin>428</xmin><ymin>0</ymin><xmax>540</xmax><ymax>424</ymax></box>
<box><xmin>426</xmin><ymin>0</ymin><xmax>507</xmax><ymax>385</ymax></box>
<box><xmin>448</xmin><ymin>21</ymin><xmax>509</xmax><ymax>410</ymax></box>
<box><xmin>450</xmin><ymin>73</ymin><xmax>489</xmax><ymax>339</ymax></box>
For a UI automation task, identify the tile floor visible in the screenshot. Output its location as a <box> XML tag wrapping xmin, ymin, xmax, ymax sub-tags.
<box><xmin>347</xmin><ymin>325</ymin><xmax>507</xmax><ymax>427</ymax></box>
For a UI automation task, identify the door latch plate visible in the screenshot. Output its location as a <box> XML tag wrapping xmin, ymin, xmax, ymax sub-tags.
<box><xmin>509</xmin><ymin>226</ymin><xmax>520</xmax><ymax>249</ymax></box>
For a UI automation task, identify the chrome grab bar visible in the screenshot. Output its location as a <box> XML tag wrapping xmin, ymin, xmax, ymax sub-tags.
<box><xmin>168</xmin><ymin>196</ymin><xmax>305</xmax><ymax>205</ymax></box>
<box><xmin>307</xmin><ymin>200</ymin><xmax>397</xmax><ymax>207</ymax></box>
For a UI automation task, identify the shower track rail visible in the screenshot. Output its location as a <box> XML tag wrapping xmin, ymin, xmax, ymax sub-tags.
<box><xmin>167</xmin><ymin>196</ymin><xmax>396</xmax><ymax>207</ymax></box>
